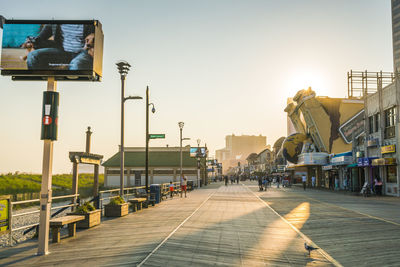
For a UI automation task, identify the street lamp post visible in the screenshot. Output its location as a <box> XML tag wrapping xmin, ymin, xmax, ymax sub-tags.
<box><xmin>116</xmin><ymin>60</ymin><xmax>142</xmax><ymax>196</ymax></box>
<box><xmin>197</xmin><ymin>139</ymin><xmax>201</xmax><ymax>189</ymax></box>
<box><xmin>178</xmin><ymin>122</ymin><xmax>190</xmax><ymax>181</ymax></box>
<box><xmin>145</xmin><ymin>86</ymin><xmax>155</xmax><ymax>195</ymax></box>
<box><xmin>178</xmin><ymin>122</ymin><xmax>184</xmax><ymax>179</ymax></box>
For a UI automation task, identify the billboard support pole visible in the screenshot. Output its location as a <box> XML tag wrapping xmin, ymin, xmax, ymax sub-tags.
<box><xmin>37</xmin><ymin>77</ymin><xmax>57</xmax><ymax>255</ymax></box>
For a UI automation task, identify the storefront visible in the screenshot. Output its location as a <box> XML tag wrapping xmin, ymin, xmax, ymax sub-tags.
<box><xmin>372</xmin><ymin>156</ymin><xmax>397</xmax><ymax>196</ymax></box>
<box><xmin>346</xmin><ymin>163</ymin><xmax>360</xmax><ymax>192</ymax></box>
<box><xmin>322</xmin><ymin>164</ymin><xmax>337</xmax><ymax>189</ymax></box>
<box><xmin>331</xmin><ymin>152</ymin><xmax>353</xmax><ymax>190</ymax></box>
<box><xmin>295</xmin><ymin>152</ymin><xmax>328</xmax><ymax>186</ymax></box>
<box><xmin>357</xmin><ymin>156</ymin><xmax>378</xmax><ymax>192</ymax></box>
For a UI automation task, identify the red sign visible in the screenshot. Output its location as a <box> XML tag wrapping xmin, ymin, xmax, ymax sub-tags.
<box><xmin>43</xmin><ymin>116</ymin><xmax>52</xmax><ymax>125</ymax></box>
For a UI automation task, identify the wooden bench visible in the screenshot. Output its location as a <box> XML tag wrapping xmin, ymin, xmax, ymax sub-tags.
<box><xmin>49</xmin><ymin>215</ymin><xmax>85</xmax><ymax>243</ymax></box>
<box><xmin>128</xmin><ymin>198</ymin><xmax>147</xmax><ymax>211</ymax></box>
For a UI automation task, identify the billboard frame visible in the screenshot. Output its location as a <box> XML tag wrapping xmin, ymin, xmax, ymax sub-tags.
<box><xmin>1</xmin><ymin>19</ymin><xmax>103</xmax><ymax>81</ymax></box>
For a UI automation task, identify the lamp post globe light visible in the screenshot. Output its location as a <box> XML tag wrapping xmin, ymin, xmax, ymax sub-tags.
<box><xmin>116</xmin><ymin>60</ymin><xmax>142</xmax><ymax>196</ymax></box>
<box><xmin>145</xmin><ymin>86</ymin><xmax>156</xmax><ymax>196</ymax></box>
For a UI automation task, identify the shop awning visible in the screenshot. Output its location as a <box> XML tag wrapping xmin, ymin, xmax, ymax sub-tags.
<box><xmin>331</xmin><ymin>151</ymin><xmax>352</xmax><ymax>165</ymax></box>
<box><xmin>346</xmin><ymin>163</ymin><xmax>358</xmax><ymax>168</ymax></box>
<box><xmin>371</xmin><ymin>158</ymin><xmax>396</xmax><ymax>166</ymax></box>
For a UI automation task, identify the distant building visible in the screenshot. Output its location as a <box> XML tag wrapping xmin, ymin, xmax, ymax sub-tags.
<box><xmin>102</xmin><ymin>146</ymin><xmax>206</xmax><ymax>187</ymax></box>
<box><xmin>392</xmin><ymin>0</ymin><xmax>400</xmax><ymax>71</ymax></box>
<box><xmin>216</xmin><ymin>134</ymin><xmax>267</xmax><ymax>174</ymax></box>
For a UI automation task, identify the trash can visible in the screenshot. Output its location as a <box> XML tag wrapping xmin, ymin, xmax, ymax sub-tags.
<box><xmin>150</xmin><ymin>184</ymin><xmax>161</xmax><ymax>204</ymax></box>
<box><xmin>187</xmin><ymin>180</ymin><xmax>194</xmax><ymax>191</ymax></box>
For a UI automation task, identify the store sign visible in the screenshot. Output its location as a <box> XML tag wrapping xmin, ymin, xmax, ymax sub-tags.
<box><xmin>338</xmin><ymin>110</ymin><xmax>365</xmax><ymax>144</ymax></box>
<box><xmin>297</xmin><ymin>152</ymin><xmax>328</xmax><ymax>165</ymax></box>
<box><xmin>0</xmin><ymin>196</ymin><xmax>11</xmax><ymax>236</ymax></box>
<box><xmin>331</xmin><ymin>156</ymin><xmax>353</xmax><ymax>165</ymax></box>
<box><xmin>381</xmin><ymin>145</ymin><xmax>396</xmax><ymax>154</ymax></box>
<box><xmin>372</xmin><ymin>158</ymin><xmax>396</xmax><ymax>166</ymax></box>
<box><xmin>357</xmin><ymin>157</ymin><xmax>377</xmax><ymax>167</ymax></box>
<box><xmin>322</xmin><ymin>165</ymin><xmax>333</xmax><ymax>171</ymax></box>
<box><xmin>80</xmin><ymin>157</ymin><xmax>101</xmax><ymax>165</ymax></box>
<box><xmin>277</xmin><ymin>165</ymin><xmax>286</xmax><ymax>171</ymax></box>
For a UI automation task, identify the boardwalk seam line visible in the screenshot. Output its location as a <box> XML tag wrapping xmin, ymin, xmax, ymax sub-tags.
<box><xmin>282</xmin><ymin>188</ymin><xmax>400</xmax><ymax>227</ymax></box>
<box><xmin>243</xmin><ymin>184</ymin><xmax>343</xmax><ymax>267</ymax></box>
<box><xmin>137</xmin><ymin>190</ymin><xmax>216</xmax><ymax>267</ymax></box>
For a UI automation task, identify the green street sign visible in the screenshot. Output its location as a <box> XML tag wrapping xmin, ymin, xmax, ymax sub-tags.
<box><xmin>149</xmin><ymin>134</ymin><xmax>165</xmax><ymax>139</ymax></box>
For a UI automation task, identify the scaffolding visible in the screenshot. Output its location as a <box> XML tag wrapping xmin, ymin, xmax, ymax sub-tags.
<box><xmin>347</xmin><ymin>70</ymin><xmax>395</xmax><ymax>98</ymax></box>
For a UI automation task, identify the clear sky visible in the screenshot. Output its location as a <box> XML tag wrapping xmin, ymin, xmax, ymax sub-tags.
<box><xmin>0</xmin><ymin>0</ymin><xmax>394</xmax><ymax>174</ymax></box>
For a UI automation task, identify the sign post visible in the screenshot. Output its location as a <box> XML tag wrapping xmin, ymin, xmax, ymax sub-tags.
<box><xmin>37</xmin><ymin>77</ymin><xmax>57</xmax><ymax>255</ymax></box>
<box><xmin>0</xmin><ymin>195</ymin><xmax>11</xmax><ymax>238</ymax></box>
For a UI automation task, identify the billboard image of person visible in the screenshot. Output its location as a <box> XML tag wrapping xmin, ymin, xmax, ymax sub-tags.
<box><xmin>1</xmin><ymin>20</ymin><xmax>103</xmax><ymax>80</ymax></box>
<box><xmin>2</xmin><ymin>23</ymin><xmax>94</xmax><ymax>70</ymax></box>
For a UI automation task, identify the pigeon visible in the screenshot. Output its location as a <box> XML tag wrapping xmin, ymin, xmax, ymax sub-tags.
<box><xmin>304</xmin><ymin>242</ymin><xmax>319</xmax><ymax>256</ymax></box>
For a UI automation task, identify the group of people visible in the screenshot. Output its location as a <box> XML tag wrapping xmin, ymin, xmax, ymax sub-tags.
<box><xmin>257</xmin><ymin>175</ymin><xmax>289</xmax><ymax>191</ymax></box>
<box><xmin>223</xmin><ymin>175</ymin><xmax>240</xmax><ymax>186</ymax></box>
<box><xmin>168</xmin><ymin>174</ymin><xmax>188</xmax><ymax>198</ymax></box>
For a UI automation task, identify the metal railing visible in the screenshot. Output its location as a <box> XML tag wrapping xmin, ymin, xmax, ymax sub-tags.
<box><xmin>8</xmin><ymin>194</ymin><xmax>80</xmax><ymax>246</ymax></box>
<box><xmin>99</xmin><ymin>182</ymin><xmax>182</xmax><ymax>210</ymax></box>
<box><xmin>160</xmin><ymin>182</ymin><xmax>181</xmax><ymax>197</ymax></box>
<box><xmin>99</xmin><ymin>186</ymin><xmax>146</xmax><ymax>214</ymax></box>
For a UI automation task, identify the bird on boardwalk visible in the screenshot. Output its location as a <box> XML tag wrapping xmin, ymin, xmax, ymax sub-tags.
<box><xmin>304</xmin><ymin>242</ymin><xmax>319</xmax><ymax>256</ymax></box>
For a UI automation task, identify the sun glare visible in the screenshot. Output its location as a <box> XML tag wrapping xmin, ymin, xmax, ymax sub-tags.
<box><xmin>285</xmin><ymin>69</ymin><xmax>330</xmax><ymax>97</ymax></box>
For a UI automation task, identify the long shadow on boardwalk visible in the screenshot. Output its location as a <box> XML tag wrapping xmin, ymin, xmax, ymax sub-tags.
<box><xmin>0</xmin><ymin>186</ymin><xmax>332</xmax><ymax>266</ymax></box>
<box><xmin>262</xmin><ymin>188</ymin><xmax>400</xmax><ymax>267</ymax></box>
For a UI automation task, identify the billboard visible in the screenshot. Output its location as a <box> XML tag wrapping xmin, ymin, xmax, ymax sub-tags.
<box><xmin>1</xmin><ymin>20</ymin><xmax>103</xmax><ymax>81</ymax></box>
<box><xmin>190</xmin><ymin>147</ymin><xmax>206</xmax><ymax>158</ymax></box>
<box><xmin>338</xmin><ymin>110</ymin><xmax>365</xmax><ymax>144</ymax></box>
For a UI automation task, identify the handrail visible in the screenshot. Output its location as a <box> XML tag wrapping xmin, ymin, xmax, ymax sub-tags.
<box><xmin>12</xmin><ymin>223</ymin><xmax>40</xmax><ymax>232</ymax></box>
<box><xmin>99</xmin><ymin>186</ymin><xmax>146</xmax><ymax>194</ymax></box>
<box><xmin>12</xmin><ymin>199</ymin><xmax>40</xmax><ymax>205</ymax></box>
<box><xmin>11</xmin><ymin>193</ymin><xmax>78</xmax><ymax>205</ymax></box>
<box><xmin>13</xmin><ymin>210</ymin><xmax>40</xmax><ymax>218</ymax></box>
<box><xmin>52</xmin><ymin>194</ymin><xmax>79</xmax><ymax>200</ymax></box>
<box><xmin>8</xmin><ymin>193</ymin><xmax>80</xmax><ymax>247</ymax></box>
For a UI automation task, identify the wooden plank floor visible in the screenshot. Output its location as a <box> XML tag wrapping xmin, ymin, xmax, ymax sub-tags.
<box><xmin>0</xmin><ymin>183</ymin><xmax>337</xmax><ymax>266</ymax></box>
<box><xmin>255</xmin><ymin>183</ymin><xmax>400</xmax><ymax>267</ymax></box>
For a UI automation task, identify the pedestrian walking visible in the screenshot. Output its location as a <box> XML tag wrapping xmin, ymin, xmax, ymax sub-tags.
<box><xmin>311</xmin><ymin>176</ymin><xmax>316</xmax><ymax>188</ymax></box>
<box><xmin>374</xmin><ymin>176</ymin><xmax>383</xmax><ymax>196</ymax></box>
<box><xmin>169</xmin><ymin>181</ymin><xmax>174</xmax><ymax>198</ymax></box>
<box><xmin>302</xmin><ymin>174</ymin><xmax>307</xmax><ymax>190</ymax></box>
<box><xmin>258</xmin><ymin>176</ymin><xmax>263</xmax><ymax>191</ymax></box>
<box><xmin>224</xmin><ymin>175</ymin><xmax>228</xmax><ymax>186</ymax></box>
<box><xmin>180</xmin><ymin>175</ymin><xmax>187</xmax><ymax>198</ymax></box>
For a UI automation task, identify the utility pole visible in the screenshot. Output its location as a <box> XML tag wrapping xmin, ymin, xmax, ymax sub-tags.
<box><xmin>37</xmin><ymin>77</ymin><xmax>57</xmax><ymax>255</ymax></box>
<box><xmin>145</xmin><ymin>86</ymin><xmax>155</xmax><ymax>194</ymax></box>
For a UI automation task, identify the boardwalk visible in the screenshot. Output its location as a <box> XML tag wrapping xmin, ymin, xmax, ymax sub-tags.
<box><xmin>2</xmin><ymin>182</ymin><xmax>399</xmax><ymax>266</ymax></box>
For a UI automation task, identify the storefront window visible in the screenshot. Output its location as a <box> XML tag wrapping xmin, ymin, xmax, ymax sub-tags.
<box><xmin>386</xmin><ymin>165</ymin><xmax>397</xmax><ymax>183</ymax></box>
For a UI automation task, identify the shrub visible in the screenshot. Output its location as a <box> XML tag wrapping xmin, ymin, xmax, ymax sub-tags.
<box><xmin>74</xmin><ymin>201</ymin><xmax>96</xmax><ymax>214</ymax></box>
<box><xmin>108</xmin><ymin>196</ymin><xmax>125</xmax><ymax>205</ymax></box>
